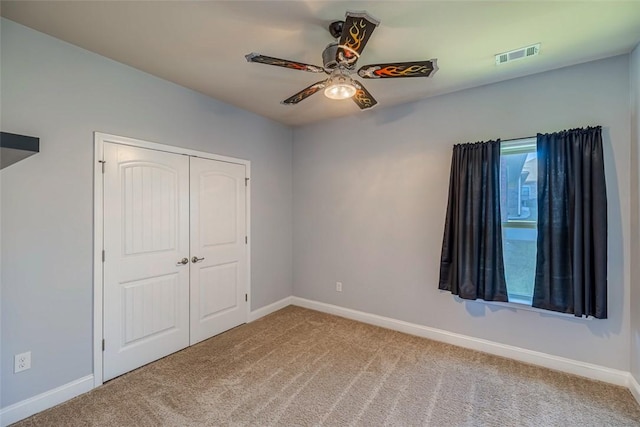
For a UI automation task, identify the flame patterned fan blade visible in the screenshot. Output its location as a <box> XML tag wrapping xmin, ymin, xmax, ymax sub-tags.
<box><xmin>245</xmin><ymin>53</ymin><xmax>325</xmax><ymax>73</ymax></box>
<box><xmin>282</xmin><ymin>80</ymin><xmax>328</xmax><ymax>105</ymax></box>
<box><xmin>335</xmin><ymin>11</ymin><xmax>380</xmax><ymax>67</ymax></box>
<box><xmin>357</xmin><ymin>60</ymin><xmax>438</xmax><ymax>79</ymax></box>
<box><xmin>351</xmin><ymin>80</ymin><xmax>377</xmax><ymax>110</ymax></box>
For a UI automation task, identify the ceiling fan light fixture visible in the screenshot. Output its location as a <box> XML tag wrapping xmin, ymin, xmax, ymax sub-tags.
<box><xmin>324</xmin><ymin>82</ymin><xmax>356</xmax><ymax>100</ymax></box>
<box><xmin>324</xmin><ymin>70</ymin><xmax>357</xmax><ymax>100</ymax></box>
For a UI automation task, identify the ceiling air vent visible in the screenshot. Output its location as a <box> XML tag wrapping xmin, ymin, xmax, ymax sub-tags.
<box><xmin>495</xmin><ymin>43</ymin><xmax>540</xmax><ymax>65</ymax></box>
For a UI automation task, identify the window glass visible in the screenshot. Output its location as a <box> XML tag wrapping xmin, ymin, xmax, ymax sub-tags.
<box><xmin>500</xmin><ymin>139</ymin><xmax>537</xmax><ymax>304</ymax></box>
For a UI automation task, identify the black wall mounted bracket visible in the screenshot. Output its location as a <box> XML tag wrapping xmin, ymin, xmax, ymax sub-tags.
<box><xmin>1</xmin><ymin>132</ymin><xmax>40</xmax><ymax>170</ymax></box>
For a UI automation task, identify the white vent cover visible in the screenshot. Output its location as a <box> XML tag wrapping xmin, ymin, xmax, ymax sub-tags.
<box><xmin>495</xmin><ymin>43</ymin><xmax>540</xmax><ymax>65</ymax></box>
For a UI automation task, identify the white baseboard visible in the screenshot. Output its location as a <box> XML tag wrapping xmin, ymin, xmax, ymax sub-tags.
<box><xmin>0</xmin><ymin>374</ymin><xmax>94</xmax><ymax>427</ymax></box>
<box><xmin>248</xmin><ymin>296</ymin><xmax>293</xmax><ymax>322</ymax></box>
<box><xmin>291</xmin><ymin>297</ymin><xmax>630</xmax><ymax>387</ymax></box>
<box><xmin>629</xmin><ymin>373</ymin><xmax>640</xmax><ymax>406</ymax></box>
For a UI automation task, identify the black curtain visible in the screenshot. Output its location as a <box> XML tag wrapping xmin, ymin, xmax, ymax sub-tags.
<box><xmin>439</xmin><ymin>140</ymin><xmax>508</xmax><ymax>302</ymax></box>
<box><xmin>533</xmin><ymin>127</ymin><xmax>607</xmax><ymax>318</ymax></box>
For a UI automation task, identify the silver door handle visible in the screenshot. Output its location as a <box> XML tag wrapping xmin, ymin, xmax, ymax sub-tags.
<box><xmin>176</xmin><ymin>258</ymin><xmax>189</xmax><ymax>266</ymax></box>
<box><xmin>192</xmin><ymin>256</ymin><xmax>205</xmax><ymax>263</ymax></box>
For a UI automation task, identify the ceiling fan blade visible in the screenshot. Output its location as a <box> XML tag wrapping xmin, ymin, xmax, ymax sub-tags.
<box><xmin>245</xmin><ymin>53</ymin><xmax>325</xmax><ymax>73</ymax></box>
<box><xmin>358</xmin><ymin>60</ymin><xmax>438</xmax><ymax>79</ymax></box>
<box><xmin>351</xmin><ymin>80</ymin><xmax>377</xmax><ymax>110</ymax></box>
<box><xmin>336</xmin><ymin>11</ymin><xmax>380</xmax><ymax>67</ymax></box>
<box><xmin>282</xmin><ymin>80</ymin><xmax>327</xmax><ymax>105</ymax></box>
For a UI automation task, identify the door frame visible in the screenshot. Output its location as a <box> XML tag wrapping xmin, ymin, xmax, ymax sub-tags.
<box><xmin>93</xmin><ymin>132</ymin><xmax>251</xmax><ymax>387</ymax></box>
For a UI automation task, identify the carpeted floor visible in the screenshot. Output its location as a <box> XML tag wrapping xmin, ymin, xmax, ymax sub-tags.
<box><xmin>14</xmin><ymin>306</ymin><xmax>640</xmax><ymax>426</ymax></box>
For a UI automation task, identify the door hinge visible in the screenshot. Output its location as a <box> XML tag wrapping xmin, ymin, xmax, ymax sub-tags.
<box><xmin>245</xmin><ymin>236</ymin><xmax>248</xmax><ymax>244</ymax></box>
<box><xmin>102</xmin><ymin>339</ymin><xmax>105</xmax><ymax>351</ymax></box>
<box><xmin>245</xmin><ymin>293</ymin><xmax>248</xmax><ymax>302</ymax></box>
<box><xmin>102</xmin><ymin>250</ymin><xmax>105</xmax><ymax>262</ymax></box>
<box><xmin>245</xmin><ymin>177</ymin><xmax>249</xmax><ymax>186</ymax></box>
<box><xmin>98</xmin><ymin>160</ymin><xmax>106</xmax><ymax>173</ymax></box>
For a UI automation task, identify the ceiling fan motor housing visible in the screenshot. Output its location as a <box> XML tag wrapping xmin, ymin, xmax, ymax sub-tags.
<box><xmin>322</xmin><ymin>43</ymin><xmax>340</xmax><ymax>70</ymax></box>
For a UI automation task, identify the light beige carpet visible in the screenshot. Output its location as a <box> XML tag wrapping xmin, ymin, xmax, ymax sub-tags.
<box><xmin>14</xmin><ymin>306</ymin><xmax>640</xmax><ymax>426</ymax></box>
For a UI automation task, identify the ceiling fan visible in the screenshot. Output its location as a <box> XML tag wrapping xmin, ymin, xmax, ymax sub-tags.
<box><xmin>245</xmin><ymin>11</ymin><xmax>438</xmax><ymax>110</ymax></box>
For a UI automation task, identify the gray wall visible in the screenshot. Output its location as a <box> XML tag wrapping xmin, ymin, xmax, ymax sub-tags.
<box><xmin>293</xmin><ymin>55</ymin><xmax>631</xmax><ymax>371</ymax></box>
<box><xmin>631</xmin><ymin>43</ymin><xmax>640</xmax><ymax>381</ymax></box>
<box><xmin>0</xmin><ymin>19</ymin><xmax>293</xmax><ymax>407</ymax></box>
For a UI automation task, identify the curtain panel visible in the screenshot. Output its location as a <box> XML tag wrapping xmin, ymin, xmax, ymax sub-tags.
<box><xmin>533</xmin><ymin>126</ymin><xmax>607</xmax><ymax>318</ymax></box>
<box><xmin>438</xmin><ymin>140</ymin><xmax>508</xmax><ymax>302</ymax></box>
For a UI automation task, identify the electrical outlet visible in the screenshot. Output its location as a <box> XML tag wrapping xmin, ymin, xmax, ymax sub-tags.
<box><xmin>15</xmin><ymin>351</ymin><xmax>31</xmax><ymax>373</ymax></box>
<box><xmin>336</xmin><ymin>282</ymin><xmax>343</xmax><ymax>292</ymax></box>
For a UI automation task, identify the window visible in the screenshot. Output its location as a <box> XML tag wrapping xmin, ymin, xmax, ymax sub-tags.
<box><xmin>500</xmin><ymin>138</ymin><xmax>537</xmax><ymax>305</ymax></box>
<box><xmin>439</xmin><ymin>129</ymin><xmax>606</xmax><ymax>317</ymax></box>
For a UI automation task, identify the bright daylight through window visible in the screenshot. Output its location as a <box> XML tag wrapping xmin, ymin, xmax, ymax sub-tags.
<box><xmin>500</xmin><ymin>138</ymin><xmax>537</xmax><ymax>305</ymax></box>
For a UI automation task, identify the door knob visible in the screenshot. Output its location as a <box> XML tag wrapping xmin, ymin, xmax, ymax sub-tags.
<box><xmin>192</xmin><ymin>256</ymin><xmax>205</xmax><ymax>263</ymax></box>
<box><xmin>176</xmin><ymin>257</ymin><xmax>189</xmax><ymax>265</ymax></box>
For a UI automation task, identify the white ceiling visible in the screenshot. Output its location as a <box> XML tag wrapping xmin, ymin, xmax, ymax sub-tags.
<box><xmin>2</xmin><ymin>1</ymin><xmax>640</xmax><ymax>127</ymax></box>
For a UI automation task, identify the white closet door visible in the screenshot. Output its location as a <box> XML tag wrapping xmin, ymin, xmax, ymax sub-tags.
<box><xmin>190</xmin><ymin>157</ymin><xmax>247</xmax><ymax>345</ymax></box>
<box><xmin>103</xmin><ymin>143</ymin><xmax>190</xmax><ymax>381</ymax></box>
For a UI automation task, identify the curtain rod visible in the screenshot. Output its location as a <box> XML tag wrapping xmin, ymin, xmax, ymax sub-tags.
<box><xmin>499</xmin><ymin>126</ymin><xmax>601</xmax><ymax>143</ymax></box>
<box><xmin>500</xmin><ymin>136</ymin><xmax>536</xmax><ymax>142</ymax></box>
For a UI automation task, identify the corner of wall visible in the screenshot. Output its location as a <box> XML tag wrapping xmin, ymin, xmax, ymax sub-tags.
<box><xmin>630</xmin><ymin>42</ymin><xmax>640</xmax><ymax>383</ymax></box>
<box><xmin>289</xmin><ymin>126</ymin><xmax>295</xmax><ymax>299</ymax></box>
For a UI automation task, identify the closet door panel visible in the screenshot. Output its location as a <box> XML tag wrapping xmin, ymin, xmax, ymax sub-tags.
<box><xmin>103</xmin><ymin>143</ymin><xmax>190</xmax><ymax>381</ymax></box>
<box><xmin>190</xmin><ymin>157</ymin><xmax>247</xmax><ymax>345</ymax></box>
